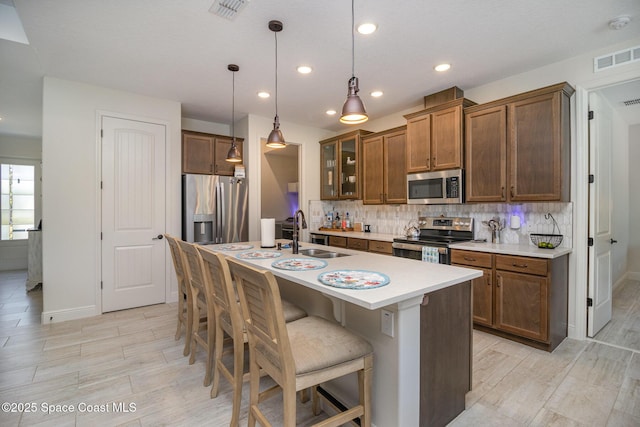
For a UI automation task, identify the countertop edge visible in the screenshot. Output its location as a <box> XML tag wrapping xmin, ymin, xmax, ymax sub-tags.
<box><xmin>449</xmin><ymin>242</ymin><xmax>572</xmax><ymax>259</ymax></box>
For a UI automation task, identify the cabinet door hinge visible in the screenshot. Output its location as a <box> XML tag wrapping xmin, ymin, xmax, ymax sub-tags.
<box><xmin>101</xmin><ymin>281</ymin><xmax>103</xmax><ymax>290</ymax></box>
<box><xmin>100</xmin><ymin>129</ymin><xmax>103</xmax><ymax>138</ymax></box>
<box><xmin>100</xmin><ymin>232</ymin><xmax>103</xmax><ymax>240</ymax></box>
<box><xmin>588</xmin><ymin>111</ymin><xmax>594</xmax><ymax>120</ymax></box>
<box><xmin>588</xmin><ymin>237</ymin><xmax>594</xmax><ymax>246</ymax></box>
<box><xmin>587</xmin><ymin>297</ymin><xmax>593</xmax><ymax>307</ymax></box>
<box><xmin>588</xmin><ymin>174</ymin><xmax>594</xmax><ymax>184</ymax></box>
<box><xmin>100</xmin><ymin>181</ymin><xmax>103</xmax><ymax>189</ymax></box>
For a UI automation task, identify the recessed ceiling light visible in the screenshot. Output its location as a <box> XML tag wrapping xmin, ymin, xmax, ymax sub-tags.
<box><xmin>326</xmin><ymin>110</ymin><xmax>337</xmax><ymax>116</ymax></box>
<box><xmin>434</xmin><ymin>63</ymin><xmax>451</xmax><ymax>72</ymax></box>
<box><xmin>257</xmin><ymin>91</ymin><xmax>270</xmax><ymax>99</ymax></box>
<box><xmin>297</xmin><ymin>65</ymin><xmax>312</xmax><ymax>74</ymax></box>
<box><xmin>357</xmin><ymin>23</ymin><xmax>377</xmax><ymax>35</ymax></box>
<box><xmin>370</xmin><ymin>91</ymin><xmax>383</xmax><ymax>97</ymax></box>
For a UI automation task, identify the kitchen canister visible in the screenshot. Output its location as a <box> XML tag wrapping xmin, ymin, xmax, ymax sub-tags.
<box><xmin>260</xmin><ymin>218</ymin><xmax>276</xmax><ymax>248</ymax></box>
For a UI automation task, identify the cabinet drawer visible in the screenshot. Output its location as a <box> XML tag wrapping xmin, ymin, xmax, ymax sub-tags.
<box><xmin>328</xmin><ymin>236</ymin><xmax>347</xmax><ymax>248</ymax></box>
<box><xmin>348</xmin><ymin>238</ymin><xmax>368</xmax><ymax>251</ymax></box>
<box><xmin>369</xmin><ymin>240</ymin><xmax>393</xmax><ymax>255</ymax></box>
<box><xmin>451</xmin><ymin>250</ymin><xmax>493</xmax><ymax>268</ymax></box>
<box><xmin>496</xmin><ymin>255</ymin><xmax>548</xmax><ymax>276</ymax></box>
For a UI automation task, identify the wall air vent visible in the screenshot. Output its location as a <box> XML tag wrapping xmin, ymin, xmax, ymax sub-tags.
<box><xmin>209</xmin><ymin>0</ymin><xmax>250</xmax><ymax>20</ymax></box>
<box><xmin>594</xmin><ymin>45</ymin><xmax>640</xmax><ymax>72</ymax></box>
<box><xmin>623</xmin><ymin>98</ymin><xmax>640</xmax><ymax>106</ymax></box>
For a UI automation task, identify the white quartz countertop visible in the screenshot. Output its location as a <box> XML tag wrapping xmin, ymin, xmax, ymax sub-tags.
<box><xmin>449</xmin><ymin>241</ymin><xmax>572</xmax><ymax>259</ymax></box>
<box><xmin>310</xmin><ymin>230</ymin><xmax>399</xmax><ymax>242</ymax></box>
<box><xmin>203</xmin><ymin>240</ymin><xmax>481</xmax><ymax>310</ymax></box>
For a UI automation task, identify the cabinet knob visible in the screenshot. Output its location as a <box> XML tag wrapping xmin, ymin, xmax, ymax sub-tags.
<box><xmin>463</xmin><ymin>256</ymin><xmax>476</xmax><ymax>262</ymax></box>
<box><xmin>512</xmin><ymin>263</ymin><xmax>528</xmax><ymax>269</ymax></box>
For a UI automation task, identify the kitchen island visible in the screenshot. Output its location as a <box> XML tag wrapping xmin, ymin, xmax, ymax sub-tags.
<box><xmin>204</xmin><ymin>240</ymin><xmax>482</xmax><ymax>427</ymax></box>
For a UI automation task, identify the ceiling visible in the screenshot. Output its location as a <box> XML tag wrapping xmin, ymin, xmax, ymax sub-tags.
<box><xmin>1</xmin><ymin>0</ymin><xmax>639</xmax><ymax>138</ymax></box>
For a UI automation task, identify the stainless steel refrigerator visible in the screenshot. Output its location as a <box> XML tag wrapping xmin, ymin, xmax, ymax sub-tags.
<box><xmin>182</xmin><ymin>174</ymin><xmax>248</xmax><ymax>244</ymax></box>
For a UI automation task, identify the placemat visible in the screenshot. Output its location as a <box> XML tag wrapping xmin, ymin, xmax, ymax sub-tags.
<box><xmin>217</xmin><ymin>244</ymin><xmax>254</xmax><ymax>251</ymax></box>
<box><xmin>235</xmin><ymin>250</ymin><xmax>283</xmax><ymax>260</ymax></box>
<box><xmin>317</xmin><ymin>270</ymin><xmax>390</xmax><ymax>290</ymax></box>
<box><xmin>271</xmin><ymin>258</ymin><xmax>327</xmax><ymax>271</ymax></box>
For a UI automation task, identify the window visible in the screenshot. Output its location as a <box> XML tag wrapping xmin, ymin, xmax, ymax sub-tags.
<box><xmin>1</xmin><ymin>163</ymin><xmax>36</xmax><ymax>240</ymax></box>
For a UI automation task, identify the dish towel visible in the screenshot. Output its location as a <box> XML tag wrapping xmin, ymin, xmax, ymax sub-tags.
<box><xmin>422</xmin><ymin>246</ymin><xmax>440</xmax><ymax>263</ymax></box>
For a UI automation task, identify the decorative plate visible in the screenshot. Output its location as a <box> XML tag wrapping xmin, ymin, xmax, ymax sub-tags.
<box><xmin>236</xmin><ymin>250</ymin><xmax>283</xmax><ymax>260</ymax></box>
<box><xmin>317</xmin><ymin>270</ymin><xmax>390</xmax><ymax>290</ymax></box>
<box><xmin>217</xmin><ymin>244</ymin><xmax>254</xmax><ymax>251</ymax></box>
<box><xmin>271</xmin><ymin>258</ymin><xmax>327</xmax><ymax>271</ymax></box>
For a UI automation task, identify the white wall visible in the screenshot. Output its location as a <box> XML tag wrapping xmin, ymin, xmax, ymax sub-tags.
<box><xmin>181</xmin><ymin>117</ymin><xmax>230</xmax><ymax>135</ymax></box>
<box><xmin>41</xmin><ymin>77</ymin><xmax>181</xmax><ymax>323</ymax></box>
<box><xmin>0</xmin><ymin>134</ymin><xmax>42</xmax><ymax>270</ymax></box>
<box><xmin>630</xmin><ymin>124</ymin><xmax>640</xmax><ymax>279</ymax></box>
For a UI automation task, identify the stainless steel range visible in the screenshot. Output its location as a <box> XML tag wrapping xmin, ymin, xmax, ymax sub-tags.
<box><xmin>392</xmin><ymin>216</ymin><xmax>474</xmax><ymax>264</ymax></box>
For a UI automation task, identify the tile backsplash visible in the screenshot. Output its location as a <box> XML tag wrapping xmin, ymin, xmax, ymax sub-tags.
<box><xmin>308</xmin><ymin>200</ymin><xmax>573</xmax><ymax>248</ymax></box>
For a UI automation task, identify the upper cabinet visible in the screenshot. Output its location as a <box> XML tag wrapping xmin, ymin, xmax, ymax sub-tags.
<box><xmin>404</xmin><ymin>98</ymin><xmax>476</xmax><ymax>173</ymax></box>
<box><xmin>362</xmin><ymin>126</ymin><xmax>407</xmax><ymax>204</ymax></box>
<box><xmin>465</xmin><ymin>82</ymin><xmax>574</xmax><ymax>203</ymax></box>
<box><xmin>182</xmin><ymin>130</ymin><xmax>243</xmax><ymax>176</ymax></box>
<box><xmin>319</xmin><ymin>130</ymin><xmax>372</xmax><ymax>200</ymax></box>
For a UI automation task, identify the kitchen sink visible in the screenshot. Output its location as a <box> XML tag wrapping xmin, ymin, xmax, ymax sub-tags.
<box><xmin>299</xmin><ymin>248</ymin><xmax>350</xmax><ymax>258</ymax></box>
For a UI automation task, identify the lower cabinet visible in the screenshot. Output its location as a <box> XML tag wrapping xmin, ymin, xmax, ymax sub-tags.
<box><xmin>326</xmin><ymin>235</ymin><xmax>393</xmax><ymax>255</ymax></box>
<box><xmin>451</xmin><ymin>249</ymin><xmax>568</xmax><ymax>351</ymax></box>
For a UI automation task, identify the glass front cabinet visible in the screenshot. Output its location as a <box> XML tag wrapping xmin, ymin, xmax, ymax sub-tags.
<box><xmin>319</xmin><ymin>130</ymin><xmax>371</xmax><ymax>200</ymax></box>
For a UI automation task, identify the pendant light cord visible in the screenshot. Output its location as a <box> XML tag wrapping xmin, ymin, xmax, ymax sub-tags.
<box><xmin>351</xmin><ymin>0</ymin><xmax>355</xmax><ymax>78</ymax></box>
<box><xmin>274</xmin><ymin>30</ymin><xmax>279</xmax><ymax>118</ymax></box>
<box><xmin>231</xmin><ymin>70</ymin><xmax>236</xmax><ymax>144</ymax></box>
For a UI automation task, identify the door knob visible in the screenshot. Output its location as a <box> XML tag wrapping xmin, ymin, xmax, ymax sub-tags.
<box><xmin>153</xmin><ymin>234</ymin><xmax>163</xmax><ymax>240</ymax></box>
<box><xmin>610</xmin><ymin>238</ymin><xmax>618</xmax><ymax>244</ymax></box>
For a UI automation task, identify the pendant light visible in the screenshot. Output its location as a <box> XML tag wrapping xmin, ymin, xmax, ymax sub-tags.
<box><xmin>340</xmin><ymin>0</ymin><xmax>368</xmax><ymax>125</ymax></box>
<box><xmin>226</xmin><ymin>64</ymin><xmax>242</xmax><ymax>163</ymax></box>
<box><xmin>266</xmin><ymin>20</ymin><xmax>286</xmax><ymax>148</ymax></box>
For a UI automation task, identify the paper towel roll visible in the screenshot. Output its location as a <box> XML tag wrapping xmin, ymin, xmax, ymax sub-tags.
<box><xmin>261</xmin><ymin>218</ymin><xmax>276</xmax><ymax>248</ymax></box>
<box><xmin>510</xmin><ymin>215</ymin><xmax>521</xmax><ymax>229</ymax></box>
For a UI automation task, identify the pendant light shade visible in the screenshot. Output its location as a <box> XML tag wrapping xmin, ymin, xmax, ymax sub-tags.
<box><xmin>226</xmin><ymin>64</ymin><xmax>242</xmax><ymax>163</ymax></box>
<box><xmin>266</xmin><ymin>20</ymin><xmax>286</xmax><ymax>148</ymax></box>
<box><xmin>340</xmin><ymin>0</ymin><xmax>368</xmax><ymax>125</ymax></box>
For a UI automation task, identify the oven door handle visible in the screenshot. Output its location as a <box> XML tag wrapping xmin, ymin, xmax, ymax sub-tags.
<box><xmin>392</xmin><ymin>242</ymin><xmax>425</xmax><ymax>251</ymax></box>
<box><xmin>392</xmin><ymin>242</ymin><xmax>448</xmax><ymax>253</ymax></box>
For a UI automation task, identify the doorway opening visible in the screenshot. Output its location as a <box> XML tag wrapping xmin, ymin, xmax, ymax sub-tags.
<box><xmin>260</xmin><ymin>143</ymin><xmax>300</xmax><ymax>239</ymax></box>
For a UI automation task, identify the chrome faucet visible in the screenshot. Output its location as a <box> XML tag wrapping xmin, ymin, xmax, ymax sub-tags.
<box><xmin>292</xmin><ymin>209</ymin><xmax>307</xmax><ymax>254</ymax></box>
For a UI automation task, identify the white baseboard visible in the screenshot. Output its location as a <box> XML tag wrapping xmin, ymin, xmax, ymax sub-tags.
<box><xmin>41</xmin><ymin>305</ymin><xmax>100</xmax><ymax>324</ymax></box>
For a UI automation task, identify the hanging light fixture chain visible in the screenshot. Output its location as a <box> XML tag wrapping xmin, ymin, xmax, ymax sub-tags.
<box><xmin>351</xmin><ymin>0</ymin><xmax>355</xmax><ymax>78</ymax></box>
<box><xmin>232</xmin><ymin>69</ymin><xmax>235</xmax><ymax>143</ymax></box>
<box><xmin>274</xmin><ymin>29</ymin><xmax>279</xmax><ymax>117</ymax></box>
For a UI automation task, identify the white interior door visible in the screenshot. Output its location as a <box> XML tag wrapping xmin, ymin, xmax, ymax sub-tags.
<box><xmin>101</xmin><ymin>116</ymin><xmax>166</xmax><ymax>312</ymax></box>
<box><xmin>587</xmin><ymin>92</ymin><xmax>613</xmax><ymax>337</ymax></box>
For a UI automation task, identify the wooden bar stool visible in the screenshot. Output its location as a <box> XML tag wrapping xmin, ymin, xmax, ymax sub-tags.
<box><xmin>227</xmin><ymin>258</ymin><xmax>373</xmax><ymax>427</ymax></box>
<box><xmin>178</xmin><ymin>240</ymin><xmax>216</xmax><ymax>386</ymax></box>
<box><xmin>197</xmin><ymin>246</ymin><xmax>308</xmax><ymax>427</ymax></box>
<box><xmin>164</xmin><ymin>234</ymin><xmax>193</xmax><ymax>356</ymax></box>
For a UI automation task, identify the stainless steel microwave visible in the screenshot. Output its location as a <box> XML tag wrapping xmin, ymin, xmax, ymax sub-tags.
<box><xmin>407</xmin><ymin>169</ymin><xmax>464</xmax><ymax>204</ymax></box>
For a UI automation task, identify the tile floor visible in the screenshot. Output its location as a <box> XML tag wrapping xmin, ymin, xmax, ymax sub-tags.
<box><xmin>0</xmin><ymin>270</ymin><xmax>638</xmax><ymax>426</ymax></box>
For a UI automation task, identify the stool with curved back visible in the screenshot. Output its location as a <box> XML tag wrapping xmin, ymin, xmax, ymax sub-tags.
<box><xmin>164</xmin><ymin>234</ymin><xmax>193</xmax><ymax>356</ymax></box>
<box><xmin>197</xmin><ymin>246</ymin><xmax>308</xmax><ymax>426</ymax></box>
<box><xmin>177</xmin><ymin>240</ymin><xmax>216</xmax><ymax>387</ymax></box>
<box><xmin>227</xmin><ymin>257</ymin><xmax>373</xmax><ymax>427</ymax></box>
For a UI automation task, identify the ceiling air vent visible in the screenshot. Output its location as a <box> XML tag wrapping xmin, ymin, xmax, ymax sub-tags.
<box><xmin>209</xmin><ymin>0</ymin><xmax>250</xmax><ymax>20</ymax></box>
<box><xmin>623</xmin><ymin>98</ymin><xmax>640</xmax><ymax>106</ymax></box>
<box><xmin>594</xmin><ymin>45</ymin><xmax>640</xmax><ymax>72</ymax></box>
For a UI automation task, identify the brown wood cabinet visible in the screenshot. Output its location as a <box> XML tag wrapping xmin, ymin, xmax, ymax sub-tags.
<box><xmin>464</xmin><ymin>82</ymin><xmax>574</xmax><ymax>202</ymax></box>
<box><xmin>451</xmin><ymin>249</ymin><xmax>568</xmax><ymax>351</ymax></box>
<box><xmin>404</xmin><ymin>98</ymin><xmax>476</xmax><ymax>173</ymax></box>
<box><xmin>324</xmin><ymin>235</ymin><xmax>393</xmax><ymax>255</ymax></box>
<box><xmin>182</xmin><ymin>130</ymin><xmax>243</xmax><ymax>176</ymax></box>
<box><xmin>319</xmin><ymin>130</ymin><xmax>372</xmax><ymax>200</ymax></box>
<box><xmin>362</xmin><ymin>126</ymin><xmax>407</xmax><ymax>204</ymax></box>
